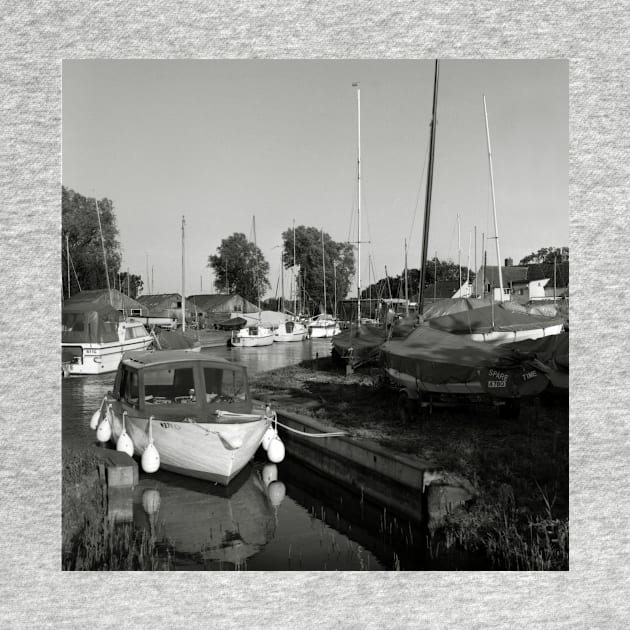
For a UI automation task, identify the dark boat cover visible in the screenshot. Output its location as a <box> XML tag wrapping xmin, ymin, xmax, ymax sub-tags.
<box><xmin>155</xmin><ymin>330</ymin><xmax>201</xmax><ymax>350</ymax></box>
<box><xmin>62</xmin><ymin>302</ymin><xmax>122</xmax><ymax>344</ymax></box>
<box><xmin>332</xmin><ymin>323</ymin><xmax>387</xmax><ymax>367</ymax></box>
<box><xmin>426</xmin><ymin>303</ymin><xmax>564</xmax><ymax>335</ymax></box>
<box><xmin>216</xmin><ymin>317</ymin><xmax>247</xmax><ymax>330</ymax></box>
<box><xmin>380</xmin><ymin>324</ymin><xmax>549</xmax><ymax>398</ymax></box>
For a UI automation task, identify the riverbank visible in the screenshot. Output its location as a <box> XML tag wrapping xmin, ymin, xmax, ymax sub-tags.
<box><xmin>250</xmin><ymin>357</ymin><xmax>569</xmax><ymax>570</ymax></box>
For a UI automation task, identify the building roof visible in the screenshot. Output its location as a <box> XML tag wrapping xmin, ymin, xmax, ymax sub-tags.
<box><xmin>186</xmin><ymin>293</ymin><xmax>258</xmax><ymax>313</ymax></box>
<box><xmin>526</xmin><ymin>262</ymin><xmax>569</xmax><ymax>287</ymax></box>
<box><xmin>64</xmin><ymin>288</ymin><xmax>146</xmax><ymax>314</ymax></box>
<box><xmin>135</xmin><ymin>293</ymin><xmax>198</xmax><ymax>315</ymax></box>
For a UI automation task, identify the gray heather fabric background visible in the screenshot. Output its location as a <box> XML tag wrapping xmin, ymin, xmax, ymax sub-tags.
<box><xmin>0</xmin><ymin>1</ymin><xmax>627</xmax><ymax>628</ymax></box>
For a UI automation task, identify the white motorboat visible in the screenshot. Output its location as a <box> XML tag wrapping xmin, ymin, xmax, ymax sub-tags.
<box><xmin>307</xmin><ymin>314</ymin><xmax>341</xmax><ymax>338</ymax></box>
<box><xmin>274</xmin><ymin>320</ymin><xmax>308</xmax><ymax>342</ymax></box>
<box><xmin>62</xmin><ymin>302</ymin><xmax>153</xmax><ymax>375</ymax></box>
<box><xmin>231</xmin><ymin>325</ymin><xmax>275</xmax><ymax>347</ymax></box>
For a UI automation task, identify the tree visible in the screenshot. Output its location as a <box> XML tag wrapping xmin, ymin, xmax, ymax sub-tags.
<box><xmin>62</xmin><ymin>186</ymin><xmax>126</xmax><ymax>296</ymax></box>
<box><xmin>519</xmin><ymin>247</ymin><xmax>569</xmax><ymax>266</ymax></box>
<box><xmin>362</xmin><ymin>258</ymin><xmax>474</xmax><ymax>300</ymax></box>
<box><xmin>281</xmin><ymin>226</ymin><xmax>354</xmax><ymax>316</ymax></box>
<box><xmin>116</xmin><ymin>271</ymin><xmax>144</xmax><ymax>299</ymax></box>
<box><xmin>208</xmin><ymin>233</ymin><xmax>271</xmax><ymax>305</ymax></box>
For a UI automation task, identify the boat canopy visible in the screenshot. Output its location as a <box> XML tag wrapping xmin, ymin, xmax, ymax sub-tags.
<box><xmin>426</xmin><ymin>303</ymin><xmax>564</xmax><ymax>335</ymax></box>
<box><xmin>380</xmin><ymin>324</ymin><xmax>538</xmax><ymax>385</ymax></box>
<box><xmin>62</xmin><ymin>303</ymin><xmax>122</xmax><ymax>344</ymax></box>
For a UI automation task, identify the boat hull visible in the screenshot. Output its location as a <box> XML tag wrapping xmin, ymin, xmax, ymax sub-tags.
<box><xmin>232</xmin><ymin>334</ymin><xmax>274</xmax><ymax>347</ymax></box>
<box><xmin>308</xmin><ymin>324</ymin><xmax>341</xmax><ymax>338</ymax></box>
<box><xmin>62</xmin><ymin>336</ymin><xmax>153</xmax><ymax>375</ymax></box>
<box><xmin>109</xmin><ymin>404</ymin><xmax>270</xmax><ymax>484</ymax></box>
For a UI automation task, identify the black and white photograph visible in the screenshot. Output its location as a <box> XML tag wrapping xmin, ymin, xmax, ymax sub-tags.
<box><xmin>61</xmin><ymin>59</ymin><xmax>568</xmax><ymax>571</ymax></box>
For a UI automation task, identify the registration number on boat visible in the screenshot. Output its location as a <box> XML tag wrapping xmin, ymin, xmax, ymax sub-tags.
<box><xmin>159</xmin><ymin>422</ymin><xmax>181</xmax><ymax>430</ymax></box>
<box><xmin>487</xmin><ymin>369</ymin><xmax>508</xmax><ymax>388</ymax></box>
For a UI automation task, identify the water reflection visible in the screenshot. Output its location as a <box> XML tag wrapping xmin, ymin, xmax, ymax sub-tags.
<box><xmin>135</xmin><ymin>464</ymin><xmax>277</xmax><ymax>569</ymax></box>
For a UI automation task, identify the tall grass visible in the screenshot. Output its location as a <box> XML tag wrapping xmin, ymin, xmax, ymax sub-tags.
<box><xmin>62</xmin><ymin>449</ymin><xmax>166</xmax><ymax>571</ymax></box>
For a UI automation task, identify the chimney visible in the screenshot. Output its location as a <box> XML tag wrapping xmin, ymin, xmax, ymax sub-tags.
<box><xmin>504</xmin><ymin>257</ymin><xmax>513</xmax><ymax>267</ymax></box>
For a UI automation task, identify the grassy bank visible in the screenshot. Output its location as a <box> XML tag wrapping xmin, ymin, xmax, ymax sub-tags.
<box><xmin>62</xmin><ymin>448</ymin><xmax>166</xmax><ymax>570</ymax></box>
<box><xmin>251</xmin><ymin>358</ymin><xmax>569</xmax><ymax>570</ymax></box>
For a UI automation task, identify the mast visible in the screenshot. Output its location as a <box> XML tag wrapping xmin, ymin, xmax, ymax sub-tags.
<box><xmin>321</xmin><ymin>229</ymin><xmax>327</xmax><ymax>315</ymax></box>
<box><xmin>483</xmin><ymin>95</ymin><xmax>504</xmax><ymax>300</ymax></box>
<box><xmin>474</xmin><ymin>225</ymin><xmax>478</xmax><ymax>296</ymax></box>
<box><xmin>181</xmin><ymin>215</ymin><xmax>186</xmax><ymax>332</ymax></box>
<box><xmin>418</xmin><ymin>59</ymin><xmax>440</xmax><ymax>314</ymax></box>
<box><xmin>145</xmin><ymin>252</ymin><xmax>150</xmax><ymax>294</ymax></box>
<box><xmin>66</xmin><ymin>234</ymin><xmax>71</xmax><ymax>299</ymax></box>
<box><xmin>404</xmin><ymin>238</ymin><xmax>409</xmax><ymax>315</ymax></box>
<box><xmin>434</xmin><ymin>252</ymin><xmax>437</xmax><ymax>301</ymax></box>
<box><xmin>253</xmin><ymin>215</ymin><xmax>260</xmax><ymax>316</ymax></box>
<box><xmin>466</xmin><ymin>230</ymin><xmax>472</xmax><ymax>288</ymax></box>
<box><xmin>280</xmin><ymin>249</ymin><xmax>285</xmax><ymax>313</ymax></box>
<box><xmin>458</xmin><ymin>213</ymin><xmax>462</xmax><ymax>292</ymax></box>
<box><xmin>353</xmin><ymin>82</ymin><xmax>362</xmax><ymax>325</ymax></box>
<box><xmin>95</xmin><ymin>199</ymin><xmax>111</xmax><ymax>300</ymax></box>
<box><xmin>293</xmin><ymin>219</ymin><xmax>298</xmax><ymax>316</ymax></box>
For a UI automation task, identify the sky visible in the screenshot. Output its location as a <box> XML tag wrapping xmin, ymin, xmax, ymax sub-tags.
<box><xmin>62</xmin><ymin>59</ymin><xmax>567</xmax><ymax>299</ymax></box>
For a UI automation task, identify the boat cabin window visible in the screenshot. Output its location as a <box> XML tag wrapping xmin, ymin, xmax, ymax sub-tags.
<box><xmin>119</xmin><ymin>368</ymin><xmax>139</xmax><ymax>406</ymax></box>
<box><xmin>285</xmin><ymin>321</ymin><xmax>294</xmax><ymax>333</ymax></box>
<box><xmin>203</xmin><ymin>367</ymin><xmax>247</xmax><ymax>403</ymax></box>
<box><xmin>249</xmin><ymin>327</ymin><xmax>258</xmax><ymax>335</ymax></box>
<box><xmin>144</xmin><ymin>366</ymin><xmax>197</xmax><ymax>405</ymax></box>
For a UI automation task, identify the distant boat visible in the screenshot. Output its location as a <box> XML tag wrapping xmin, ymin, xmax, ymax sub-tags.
<box><xmin>62</xmin><ymin>300</ymin><xmax>153</xmax><ymax>375</ymax></box>
<box><xmin>232</xmin><ymin>324</ymin><xmax>275</xmax><ymax>347</ymax></box>
<box><xmin>307</xmin><ymin>313</ymin><xmax>341</xmax><ymax>338</ymax></box>
<box><xmin>274</xmin><ymin>320</ymin><xmax>308</xmax><ymax>342</ymax></box>
<box><xmin>98</xmin><ymin>349</ymin><xmax>283</xmax><ymax>484</ymax></box>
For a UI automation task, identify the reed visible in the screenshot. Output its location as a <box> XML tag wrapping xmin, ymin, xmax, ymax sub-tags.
<box><xmin>62</xmin><ymin>449</ymin><xmax>166</xmax><ymax>571</ymax></box>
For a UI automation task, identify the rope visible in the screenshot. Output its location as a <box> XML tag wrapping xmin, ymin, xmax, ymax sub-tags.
<box><xmin>275</xmin><ymin>419</ymin><xmax>346</xmax><ymax>439</ymax></box>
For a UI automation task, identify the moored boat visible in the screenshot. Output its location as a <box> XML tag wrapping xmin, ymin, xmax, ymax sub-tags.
<box><xmin>307</xmin><ymin>314</ymin><xmax>341</xmax><ymax>338</ymax></box>
<box><xmin>62</xmin><ymin>301</ymin><xmax>153</xmax><ymax>375</ymax></box>
<box><xmin>274</xmin><ymin>320</ymin><xmax>308</xmax><ymax>342</ymax></box>
<box><xmin>231</xmin><ymin>325</ymin><xmax>275</xmax><ymax>347</ymax></box>
<box><xmin>92</xmin><ymin>350</ymin><xmax>285</xmax><ymax>484</ymax></box>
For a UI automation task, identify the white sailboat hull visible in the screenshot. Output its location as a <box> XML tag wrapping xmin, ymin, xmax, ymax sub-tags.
<box><xmin>466</xmin><ymin>323</ymin><xmax>564</xmax><ymax>345</ymax></box>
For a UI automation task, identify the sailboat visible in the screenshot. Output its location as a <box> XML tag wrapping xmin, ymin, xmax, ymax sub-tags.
<box><xmin>379</xmin><ymin>60</ymin><xmax>550</xmax><ymax>418</ymax></box>
<box><xmin>274</xmin><ymin>225</ymin><xmax>308</xmax><ymax>342</ymax></box>
<box><xmin>307</xmin><ymin>229</ymin><xmax>341</xmax><ymax>338</ymax></box>
<box><xmin>331</xmin><ymin>82</ymin><xmax>387</xmax><ymax>367</ymax></box>
<box><xmin>231</xmin><ymin>216</ymin><xmax>274</xmax><ymax>347</ymax></box>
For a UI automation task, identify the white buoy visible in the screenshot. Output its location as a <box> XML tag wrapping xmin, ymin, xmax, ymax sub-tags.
<box><xmin>90</xmin><ymin>408</ymin><xmax>101</xmax><ymax>431</ymax></box>
<box><xmin>267</xmin><ymin>480</ymin><xmax>286</xmax><ymax>507</ymax></box>
<box><xmin>116</xmin><ymin>411</ymin><xmax>134</xmax><ymax>457</ymax></box>
<box><xmin>261</xmin><ymin>426</ymin><xmax>277</xmax><ymax>451</ymax></box>
<box><xmin>267</xmin><ymin>436</ymin><xmax>285</xmax><ymax>464</ymax></box>
<box><xmin>142</xmin><ymin>488</ymin><xmax>161</xmax><ymax>515</ymax></box>
<box><xmin>262</xmin><ymin>463</ymin><xmax>278</xmax><ymax>487</ymax></box>
<box><xmin>96</xmin><ymin>406</ymin><xmax>112</xmax><ymax>443</ymax></box>
<box><xmin>141</xmin><ymin>417</ymin><xmax>160</xmax><ymax>473</ymax></box>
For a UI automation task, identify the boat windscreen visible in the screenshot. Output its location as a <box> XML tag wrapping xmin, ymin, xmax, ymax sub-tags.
<box><xmin>204</xmin><ymin>367</ymin><xmax>247</xmax><ymax>402</ymax></box>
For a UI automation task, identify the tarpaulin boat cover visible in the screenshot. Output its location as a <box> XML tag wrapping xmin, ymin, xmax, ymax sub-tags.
<box><xmin>332</xmin><ymin>323</ymin><xmax>387</xmax><ymax>366</ymax></box>
<box><xmin>155</xmin><ymin>330</ymin><xmax>201</xmax><ymax>350</ymax></box>
<box><xmin>62</xmin><ymin>302</ymin><xmax>122</xmax><ymax>343</ymax></box>
<box><xmin>422</xmin><ymin>297</ymin><xmax>491</xmax><ymax>319</ymax></box>
<box><xmin>380</xmin><ymin>324</ymin><xmax>549</xmax><ymax>398</ymax></box>
<box><xmin>504</xmin><ymin>332</ymin><xmax>569</xmax><ymax>370</ymax></box>
<box><xmin>426</xmin><ymin>303</ymin><xmax>564</xmax><ymax>335</ymax></box>
<box><xmin>216</xmin><ymin>316</ymin><xmax>247</xmax><ymax>330</ymax></box>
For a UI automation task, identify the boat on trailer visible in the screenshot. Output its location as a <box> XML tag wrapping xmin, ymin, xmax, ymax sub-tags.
<box><xmin>93</xmin><ymin>349</ymin><xmax>284</xmax><ymax>485</ymax></box>
<box><xmin>62</xmin><ymin>302</ymin><xmax>153</xmax><ymax>375</ymax></box>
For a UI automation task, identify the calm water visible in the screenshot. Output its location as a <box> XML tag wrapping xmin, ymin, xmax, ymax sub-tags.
<box><xmin>63</xmin><ymin>339</ymin><xmax>471</xmax><ymax>570</ymax></box>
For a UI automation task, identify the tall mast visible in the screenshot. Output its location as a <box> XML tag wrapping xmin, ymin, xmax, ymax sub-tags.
<box><xmin>181</xmin><ymin>215</ymin><xmax>186</xmax><ymax>332</ymax></box>
<box><xmin>253</xmin><ymin>215</ymin><xmax>260</xmax><ymax>315</ymax></box>
<box><xmin>457</xmin><ymin>213</ymin><xmax>462</xmax><ymax>292</ymax></box>
<box><xmin>66</xmin><ymin>234</ymin><xmax>70</xmax><ymax>299</ymax></box>
<box><xmin>293</xmin><ymin>218</ymin><xmax>298</xmax><ymax>316</ymax></box>
<box><xmin>483</xmin><ymin>95</ymin><xmax>504</xmax><ymax>300</ymax></box>
<box><xmin>404</xmin><ymin>238</ymin><xmax>409</xmax><ymax>315</ymax></box>
<box><xmin>353</xmin><ymin>81</ymin><xmax>362</xmax><ymax>325</ymax></box>
<box><xmin>280</xmin><ymin>248</ymin><xmax>285</xmax><ymax>313</ymax></box>
<box><xmin>418</xmin><ymin>59</ymin><xmax>440</xmax><ymax>315</ymax></box>
<box><xmin>467</xmin><ymin>231</ymin><xmax>472</xmax><ymax>285</ymax></box>
<box><xmin>95</xmin><ymin>199</ymin><xmax>111</xmax><ymax>300</ymax></box>
<box><xmin>321</xmin><ymin>228</ymin><xmax>327</xmax><ymax>315</ymax></box>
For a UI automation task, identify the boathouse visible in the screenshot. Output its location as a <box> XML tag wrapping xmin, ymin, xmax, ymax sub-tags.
<box><xmin>136</xmin><ymin>293</ymin><xmax>201</xmax><ymax>327</ymax></box>
<box><xmin>64</xmin><ymin>288</ymin><xmax>147</xmax><ymax>316</ymax></box>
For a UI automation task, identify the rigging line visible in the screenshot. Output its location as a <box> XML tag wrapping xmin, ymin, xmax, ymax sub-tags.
<box><xmin>347</xmin><ymin>174</ymin><xmax>359</xmax><ymax>243</ymax></box>
<box><xmin>68</xmin><ymin>248</ymin><xmax>82</xmax><ymax>292</ymax></box>
<box><xmin>275</xmin><ymin>420</ymin><xmax>346</xmax><ymax>438</ymax></box>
